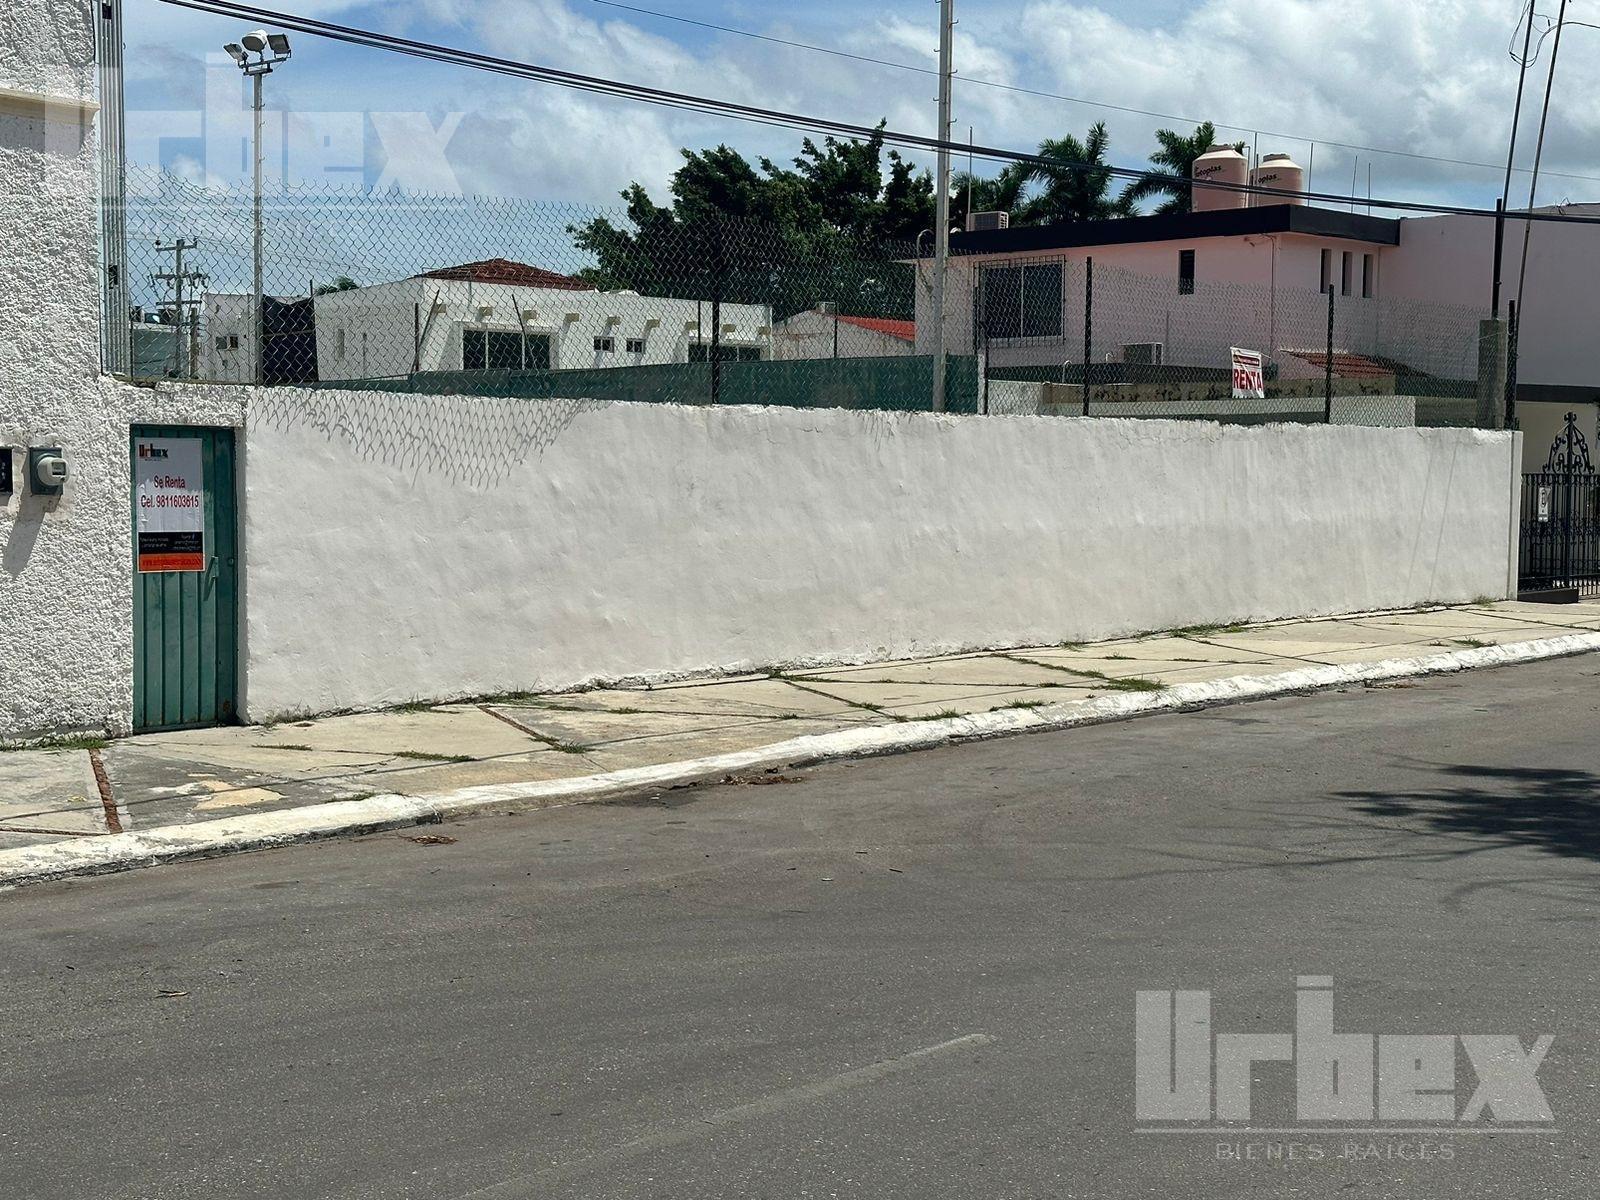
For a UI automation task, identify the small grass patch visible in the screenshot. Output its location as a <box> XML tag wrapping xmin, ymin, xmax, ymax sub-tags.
<box><xmin>1108</xmin><ymin>676</ymin><xmax>1168</xmax><ymax>693</ymax></box>
<box><xmin>1104</xmin><ymin>654</ymin><xmax>1134</xmax><ymax>661</ymax></box>
<box><xmin>1050</xmin><ymin>666</ymin><xmax>1167</xmax><ymax>693</ymax></box>
<box><xmin>478</xmin><ymin>691</ymin><xmax>541</xmax><ymax>706</ymax></box>
<box><xmin>4</xmin><ymin>734</ymin><xmax>109</xmax><ymax>753</ymax></box>
<box><xmin>251</xmin><ymin>743</ymin><xmax>315</xmax><ymax>752</ymax></box>
<box><xmin>1000</xmin><ymin>700</ymin><xmax>1048</xmax><ymax>711</ymax></box>
<box><xmin>920</xmin><ymin>709</ymin><xmax>969</xmax><ymax>721</ymax></box>
<box><xmin>336</xmin><ymin>791</ymin><xmax>379</xmax><ymax>803</ymax></box>
<box><xmin>391</xmin><ymin>750</ymin><xmax>475</xmax><ymax>764</ymax></box>
<box><xmin>392</xmin><ymin>701</ymin><xmax>438</xmax><ymax>714</ymax></box>
<box><xmin>1452</xmin><ymin>638</ymin><xmax>1492</xmax><ymax>649</ymax></box>
<box><xmin>1471</xmin><ymin>595</ymin><xmax>1500</xmax><ymax>607</ymax></box>
<box><xmin>1169</xmin><ymin>623</ymin><xmax>1249</xmax><ymax>639</ymax></box>
<box><xmin>553</xmin><ymin>743</ymin><xmax>592</xmax><ymax>755</ymax></box>
<box><xmin>1058</xmin><ymin>641</ymin><xmax>1086</xmax><ymax>651</ymax></box>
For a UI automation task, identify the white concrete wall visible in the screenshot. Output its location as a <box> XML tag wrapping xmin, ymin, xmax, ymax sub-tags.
<box><xmin>239</xmin><ymin>390</ymin><xmax>1521</xmax><ymax>721</ymax></box>
<box><xmin>1</xmin><ymin>0</ymin><xmax>247</xmax><ymax>743</ymax></box>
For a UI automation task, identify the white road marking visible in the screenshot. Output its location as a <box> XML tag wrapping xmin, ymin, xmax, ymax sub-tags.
<box><xmin>458</xmin><ymin>1033</ymin><xmax>998</xmax><ymax>1197</ymax></box>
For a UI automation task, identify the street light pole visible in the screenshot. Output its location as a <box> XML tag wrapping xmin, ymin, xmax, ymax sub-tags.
<box><xmin>224</xmin><ymin>30</ymin><xmax>291</xmax><ymax>387</ymax></box>
<box><xmin>252</xmin><ymin>69</ymin><xmax>264</xmax><ymax>386</ymax></box>
<box><xmin>931</xmin><ymin>0</ymin><xmax>954</xmax><ymax>414</ymax></box>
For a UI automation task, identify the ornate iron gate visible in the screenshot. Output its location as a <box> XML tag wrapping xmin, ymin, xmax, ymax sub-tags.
<box><xmin>1520</xmin><ymin>412</ymin><xmax>1600</xmax><ymax>598</ymax></box>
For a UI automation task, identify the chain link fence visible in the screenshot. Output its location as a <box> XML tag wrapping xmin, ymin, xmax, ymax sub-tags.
<box><xmin>120</xmin><ymin>169</ymin><xmax>1508</xmax><ymax>427</ymax></box>
<box><xmin>969</xmin><ymin>254</ymin><xmax>1502</xmax><ymax>427</ymax></box>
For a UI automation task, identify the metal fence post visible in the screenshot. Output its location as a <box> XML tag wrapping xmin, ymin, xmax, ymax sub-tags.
<box><xmin>1505</xmin><ymin>299</ymin><xmax>1520</xmax><ymax>429</ymax></box>
<box><xmin>1324</xmin><ymin>285</ymin><xmax>1335</xmax><ymax>424</ymax></box>
<box><xmin>1082</xmin><ymin>257</ymin><xmax>1094</xmax><ymax>417</ymax></box>
<box><xmin>710</xmin><ymin>220</ymin><xmax>724</xmax><ymax>405</ymax></box>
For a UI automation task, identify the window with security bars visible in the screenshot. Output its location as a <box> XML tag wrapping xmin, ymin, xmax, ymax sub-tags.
<box><xmin>463</xmin><ymin>328</ymin><xmax>551</xmax><ymax>370</ymax></box>
<box><xmin>982</xmin><ymin>262</ymin><xmax>1064</xmax><ymax>340</ymax></box>
<box><xmin>689</xmin><ymin>343</ymin><xmax>763</xmax><ymax>362</ymax></box>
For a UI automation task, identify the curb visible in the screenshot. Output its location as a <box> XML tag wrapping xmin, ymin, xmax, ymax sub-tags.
<box><xmin>4</xmin><ymin>631</ymin><xmax>1598</xmax><ymax>890</ymax></box>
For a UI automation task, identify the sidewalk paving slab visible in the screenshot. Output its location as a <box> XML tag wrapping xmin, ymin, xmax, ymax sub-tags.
<box><xmin>4</xmin><ymin>601</ymin><xmax>1600</xmax><ymax>878</ymax></box>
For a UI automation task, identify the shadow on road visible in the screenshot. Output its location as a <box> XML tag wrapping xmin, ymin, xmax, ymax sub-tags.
<box><xmin>1341</xmin><ymin>763</ymin><xmax>1600</xmax><ymax>863</ymax></box>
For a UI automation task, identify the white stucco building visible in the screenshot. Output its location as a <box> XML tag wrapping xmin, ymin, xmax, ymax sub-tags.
<box><xmin>203</xmin><ymin>259</ymin><xmax>775</xmax><ymax>383</ymax></box>
<box><xmin>919</xmin><ymin>191</ymin><xmax>1600</xmax><ymax>466</ymax></box>
<box><xmin>772</xmin><ymin>306</ymin><xmax>916</xmax><ymax>360</ymax></box>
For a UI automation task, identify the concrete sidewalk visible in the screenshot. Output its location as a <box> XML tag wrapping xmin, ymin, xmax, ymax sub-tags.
<box><xmin>4</xmin><ymin>600</ymin><xmax>1600</xmax><ymax>863</ymax></box>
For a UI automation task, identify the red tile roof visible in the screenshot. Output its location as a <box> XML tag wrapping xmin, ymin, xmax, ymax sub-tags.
<box><xmin>420</xmin><ymin>258</ymin><xmax>595</xmax><ymax>291</ymax></box>
<box><xmin>1284</xmin><ymin>350</ymin><xmax>1427</xmax><ymax>379</ymax></box>
<box><xmin>836</xmin><ymin>314</ymin><xmax>917</xmax><ymax>342</ymax></box>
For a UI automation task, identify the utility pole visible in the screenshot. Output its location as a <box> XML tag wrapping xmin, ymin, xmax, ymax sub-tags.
<box><xmin>150</xmin><ymin>238</ymin><xmax>207</xmax><ymax>379</ymax></box>
<box><xmin>1493</xmin><ymin>0</ymin><xmax>1538</xmax><ymax>317</ymax></box>
<box><xmin>931</xmin><ymin>0</ymin><xmax>955</xmax><ymax>414</ymax></box>
<box><xmin>1514</xmin><ymin>0</ymin><xmax>1569</xmax><ymax>316</ymax></box>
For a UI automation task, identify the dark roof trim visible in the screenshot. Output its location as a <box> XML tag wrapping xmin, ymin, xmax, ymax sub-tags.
<box><xmin>1516</xmin><ymin>383</ymin><xmax>1600</xmax><ymax>405</ymax></box>
<box><xmin>949</xmin><ymin>205</ymin><xmax>1401</xmax><ymax>256</ymax></box>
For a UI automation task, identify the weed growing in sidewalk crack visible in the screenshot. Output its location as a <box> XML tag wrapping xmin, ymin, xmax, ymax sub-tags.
<box><xmin>1169</xmin><ymin>623</ymin><xmax>1248</xmax><ymax>639</ymax></box>
<box><xmin>3</xmin><ymin>734</ymin><xmax>109</xmax><ymax>753</ymax></box>
<box><xmin>392</xmin><ymin>750</ymin><xmax>475</xmax><ymax>764</ymax></box>
<box><xmin>1453</xmin><ymin>638</ymin><xmax>1491</xmax><ymax>649</ymax></box>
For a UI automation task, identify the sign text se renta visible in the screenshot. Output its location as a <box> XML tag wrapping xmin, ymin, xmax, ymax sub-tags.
<box><xmin>1231</xmin><ymin>347</ymin><xmax>1266</xmax><ymax>400</ymax></box>
<box><xmin>135</xmin><ymin>438</ymin><xmax>206</xmax><ymax>573</ymax></box>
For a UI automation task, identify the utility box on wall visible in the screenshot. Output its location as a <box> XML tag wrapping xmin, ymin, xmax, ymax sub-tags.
<box><xmin>28</xmin><ymin>447</ymin><xmax>67</xmax><ymax>496</ymax></box>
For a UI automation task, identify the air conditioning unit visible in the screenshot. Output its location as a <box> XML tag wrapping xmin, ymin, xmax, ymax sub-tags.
<box><xmin>1121</xmin><ymin>342</ymin><xmax>1164</xmax><ymax>366</ymax></box>
<box><xmin>966</xmin><ymin>210</ymin><xmax>1010</xmax><ymax>232</ymax></box>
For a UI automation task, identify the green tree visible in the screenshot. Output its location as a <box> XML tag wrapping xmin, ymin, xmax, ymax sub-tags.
<box><xmin>1119</xmin><ymin>123</ymin><xmax>1245</xmax><ymax>215</ymax></box>
<box><xmin>951</xmin><ymin>164</ymin><xmax>1029</xmax><ymax>226</ymax></box>
<box><xmin>313</xmin><ymin>275</ymin><xmax>360</xmax><ymax>295</ymax></box>
<box><xmin>570</xmin><ymin>125</ymin><xmax>932</xmax><ymax>320</ymax></box>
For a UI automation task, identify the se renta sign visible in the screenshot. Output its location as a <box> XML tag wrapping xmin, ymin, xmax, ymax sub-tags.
<box><xmin>135</xmin><ymin>438</ymin><xmax>205</xmax><ymax>573</ymax></box>
<box><xmin>1231</xmin><ymin>347</ymin><xmax>1266</xmax><ymax>399</ymax></box>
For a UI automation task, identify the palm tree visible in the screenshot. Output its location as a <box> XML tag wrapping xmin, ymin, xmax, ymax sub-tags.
<box><xmin>951</xmin><ymin>163</ymin><xmax>1029</xmax><ymax>226</ymax></box>
<box><xmin>1011</xmin><ymin>122</ymin><xmax>1135</xmax><ymax>226</ymax></box>
<box><xmin>1119</xmin><ymin>123</ymin><xmax>1244</xmax><ymax>215</ymax></box>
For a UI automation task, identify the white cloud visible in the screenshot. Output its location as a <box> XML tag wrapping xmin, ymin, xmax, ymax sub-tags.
<box><xmin>122</xmin><ymin>0</ymin><xmax>1600</xmax><ymax>211</ymax></box>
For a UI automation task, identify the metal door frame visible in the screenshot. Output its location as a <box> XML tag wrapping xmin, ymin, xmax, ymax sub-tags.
<box><xmin>131</xmin><ymin>424</ymin><xmax>241</xmax><ymax>731</ymax></box>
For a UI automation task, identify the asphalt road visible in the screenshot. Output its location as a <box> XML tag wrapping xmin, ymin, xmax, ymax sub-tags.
<box><xmin>4</xmin><ymin>657</ymin><xmax>1600</xmax><ymax>1199</ymax></box>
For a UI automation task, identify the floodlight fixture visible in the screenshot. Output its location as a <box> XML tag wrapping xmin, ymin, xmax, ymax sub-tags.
<box><xmin>266</xmin><ymin>32</ymin><xmax>292</xmax><ymax>56</ymax></box>
<box><xmin>223</xmin><ymin>42</ymin><xmax>246</xmax><ymax>64</ymax></box>
<box><xmin>241</xmin><ymin>29</ymin><xmax>269</xmax><ymax>53</ymax></box>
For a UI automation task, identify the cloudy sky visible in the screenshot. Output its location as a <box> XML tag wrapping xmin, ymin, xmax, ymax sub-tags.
<box><xmin>122</xmin><ymin>0</ymin><xmax>1600</xmax><ymax>214</ymax></box>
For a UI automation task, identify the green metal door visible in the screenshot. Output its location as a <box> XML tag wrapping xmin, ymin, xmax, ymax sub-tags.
<box><xmin>131</xmin><ymin>425</ymin><xmax>240</xmax><ymax>732</ymax></box>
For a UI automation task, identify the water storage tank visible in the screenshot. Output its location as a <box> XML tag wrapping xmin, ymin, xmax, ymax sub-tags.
<box><xmin>1251</xmin><ymin>153</ymin><xmax>1306</xmax><ymax>206</ymax></box>
<box><xmin>1192</xmin><ymin>145</ymin><xmax>1249</xmax><ymax>211</ymax></box>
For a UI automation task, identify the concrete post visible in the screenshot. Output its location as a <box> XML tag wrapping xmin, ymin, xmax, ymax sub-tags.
<box><xmin>1477</xmin><ymin>318</ymin><xmax>1509</xmax><ymax>431</ymax></box>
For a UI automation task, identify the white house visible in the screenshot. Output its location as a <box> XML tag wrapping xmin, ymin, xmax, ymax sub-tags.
<box><xmin>772</xmin><ymin>306</ymin><xmax>916</xmax><ymax>359</ymax></box>
<box><xmin>203</xmin><ymin>258</ymin><xmax>775</xmax><ymax>385</ymax></box>
<box><xmin>917</xmin><ymin>162</ymin><xmax>1599</xmax><ymax>465</ymax></box>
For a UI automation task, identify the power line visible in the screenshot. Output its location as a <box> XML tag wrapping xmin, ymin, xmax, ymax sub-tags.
<box><xmin>583</xmin><ymin>0</ymin><xmax>1600</xmax><ymax>189</ymax></box>
<box><xmin>154</xmin><ymin>0</ymin><xmax>1600</xmax><ymax>226</ymax></box>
